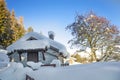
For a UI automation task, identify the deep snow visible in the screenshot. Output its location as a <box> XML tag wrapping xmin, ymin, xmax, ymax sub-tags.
<box><xmin>0</xmin><ymin>62</ymin><xmax>120</xmax><ymax>80</ymax></box>
<box><xmin>0</xmin><ymin>49</ymin><xmax>120</xmax><ymax>80</ymax></box>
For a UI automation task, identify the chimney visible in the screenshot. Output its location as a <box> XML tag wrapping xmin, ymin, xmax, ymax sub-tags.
<box><xmin>48</xmin><ymin>31</ymin><xmax>55</xmax><ymax>40</ymax></box>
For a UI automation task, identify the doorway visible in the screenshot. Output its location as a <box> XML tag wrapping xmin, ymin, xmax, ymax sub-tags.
<box><xmin>27</xmin><ymin>51</ymin><xmax>38</xmax><ymax>62</ymax></box>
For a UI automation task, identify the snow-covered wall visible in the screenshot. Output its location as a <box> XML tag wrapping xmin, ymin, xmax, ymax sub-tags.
<box><xmin>38</xmin><ymin>51</ymin><xmax>58</xmax><ymax>64</ymax></box>
<box><xmin>9</xmin><ymin>50</ymin><xmax>59</xmax><ymax>65</ymax></box>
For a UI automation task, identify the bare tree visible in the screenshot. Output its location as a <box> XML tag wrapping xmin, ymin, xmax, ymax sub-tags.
<box><xmin>66</xmin><ymin>12</ymin><xmax>120</xmax><ymax>62</ymax></box>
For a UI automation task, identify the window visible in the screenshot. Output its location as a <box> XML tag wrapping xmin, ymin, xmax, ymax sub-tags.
<box><xmin>27</xmin><ymin>37</ymin><xmax>37</xmax><ymax>41</ymax></box>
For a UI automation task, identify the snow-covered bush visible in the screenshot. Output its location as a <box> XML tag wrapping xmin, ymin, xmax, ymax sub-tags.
<box><xmin>0</xmin><ymin>62</ymin><xmax>33</xmax><ymax>80</ymax></box>
<box><xmin>13</xmin><ymin>63</ymin><xmax>32</xmax><ymax>80</ymax></box>
<box><xmin>51</xmin><ymin>59</ymin><xmax>61</xmax><ymax>67</ymax></box>
<box><xmin>0</xmin><ymin>50</ymin><xmax>9</xmax><ymax>68</ymax></box>
<box><xmin>16</xmin><ymin>63</ymin><xmax>24</xmax><ymax>68</ymax></box>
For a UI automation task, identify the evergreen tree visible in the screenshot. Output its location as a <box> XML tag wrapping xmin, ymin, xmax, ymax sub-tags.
<box><xmin>0</xmin><ymin>0</ymin><xmax>13</xmax><ymax>47</ymax></box>
<box><xmin>10</xmin><ymin>10</ymin><xmax>19</xmax><ymax>42</ymax></box>
<box><xmin>0</xmin><ymin>0</ymin><xmax>26</xmax><ymax>48</ymax></box>
<box><xmin>17</xmin><ymin>16</ymin><xmax>26</xmax><ymax>38</ymax></box>
<box><xmin>10</xmin><ymin>10</ymin><xmax>26</xmax><ymax>42</ymax></box>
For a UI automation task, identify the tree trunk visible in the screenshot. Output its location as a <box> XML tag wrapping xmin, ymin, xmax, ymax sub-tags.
<box><xmin>91</xmin><ymin>49</ymin><xmax>97</xmax><ymax>62</ymax></box>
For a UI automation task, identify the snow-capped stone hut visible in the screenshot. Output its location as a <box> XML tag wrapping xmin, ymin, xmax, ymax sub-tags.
<box><xmin>7</xmin><ymin>32</ymin><xmax>69</xmax><ymax>64</ymax></box>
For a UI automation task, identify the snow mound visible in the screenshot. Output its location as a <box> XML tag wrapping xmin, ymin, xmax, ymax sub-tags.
<box><xmin>0</xmin><ymin>62</ymin><xmax>120</xmax><ymax>80</ymax></box>
<box><xmin>0</xmin><ymin>49</ymin><xmax>7</xmax><ymax>54</ymax></box>
<box><xmin>0</xmin><ymin>62</ymin><xmax>32</xmax><ymax>80</ymax></box>
<box><xmin>27</xmin><ymin>61</ymin><xmax>43</xmax><ymax>70</ymax></box>
<box><xmin>0</xmin><ymin>50</ymin><xmax>9</xmax><ymax>69</ymax></box>
<box><xmin>27</xmin><ymin>62</ymin><xmax>120</xmax><ymax>80</ymax></box>
<box><xmin>51</xmin><ymin>59</ymin><xmax>61</xmax><ymax>67</ymax></box>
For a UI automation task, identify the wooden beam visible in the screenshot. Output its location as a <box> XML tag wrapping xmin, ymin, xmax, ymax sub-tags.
<box><xmin>42</xmin><ymin>51</ymin><xmax>45</xmax><ymax>61</ymax></box>
<box><xmin>41</xmin><ymin>64</ymin><xmax>56</xmax><ymax>67</ymax></box>
<box><xmin>18</xmin><ymin>52</ymin><xmax>22</xmax><ymax>61</ymax></box>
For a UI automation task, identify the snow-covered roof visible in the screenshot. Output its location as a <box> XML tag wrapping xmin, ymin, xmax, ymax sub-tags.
<box><xmin>7</xmin><ymin>40</ymin><xmax>49</xmax><ymax>52</ymax></box>
<box><xmin>7</xmin><ymin>32</ymin><xmax>69</xmax><ymax>57</ymax></box>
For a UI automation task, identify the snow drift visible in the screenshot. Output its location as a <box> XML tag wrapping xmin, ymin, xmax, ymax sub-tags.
<box><xmin>0</xmin><ymin>61</ymin><xmax>120</xmax><ymax>80</ymax></box>
<box><xmin>0</xmin><ymin>50</ymin><xmax>9</xmax><ymax>69</ymax></box>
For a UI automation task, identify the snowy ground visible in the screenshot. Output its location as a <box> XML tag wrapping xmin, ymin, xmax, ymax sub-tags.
<box><xmin>0</xmin><ymin>61</ymin><xmax>120</xmax><ymax>80</ymax></box>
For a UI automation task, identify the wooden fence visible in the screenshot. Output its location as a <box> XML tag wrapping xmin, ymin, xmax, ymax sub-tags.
<box><xmin>41</xmin><ymin>63</ymin><xmax>69</xmax><ymax>67</ymax></box>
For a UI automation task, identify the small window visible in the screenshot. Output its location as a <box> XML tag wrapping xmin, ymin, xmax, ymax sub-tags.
<box><xmin>27</xmin><ymin>37</ymin><xmax>37</xmax><ymax>41</ymax></box>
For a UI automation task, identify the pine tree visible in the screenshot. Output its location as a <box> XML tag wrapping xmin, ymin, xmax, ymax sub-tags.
<box><xmin>10</xmin><ymin>10</ymin><xmax>26</xmax><ymax>42</ymax></box>
<box><xmin>0</xmin><ymin>0</ymin><xmax>13</xmax><ymax>47</ymax></box>
<box><xmin>17</xmin><ymin>16</ymin><xmax>26</xmax><ymax>38</ymax></box>
<box><xmin>0</xmin><ymin>0</ymin><xmax>26</xmax><ymax>48</ymax></box>
<box><xmin>10</xmin><ymin>10</ymin><xmax>19</xmax><ymax>42</ymax></box>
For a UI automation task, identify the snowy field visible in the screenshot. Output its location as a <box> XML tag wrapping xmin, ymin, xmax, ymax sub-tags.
<box><xmin>0</xmin><ymin>61</ymin><xmax>120</xmax><ymax>80</ymax></box>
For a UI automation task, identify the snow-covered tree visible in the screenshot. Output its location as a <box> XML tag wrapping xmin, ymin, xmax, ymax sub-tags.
<box><xmin>0</xmin><ymin>0</ymin><xmax>13</xmax><ymax>47</ymax></box>
<box><xmin>66</xmin><ymin>11</ymin><xmax>120</xmax><ymax>62</ymax></box>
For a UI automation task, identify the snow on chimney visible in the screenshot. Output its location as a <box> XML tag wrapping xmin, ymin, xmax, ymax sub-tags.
<box><xmin>48</xmin><ymin>31</ymin><xmax>55</xmax><ymax>40</ymax></box>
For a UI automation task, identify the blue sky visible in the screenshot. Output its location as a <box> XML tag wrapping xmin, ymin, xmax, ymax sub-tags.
<box><xmin>6</xmin><ymin>0</ymin><xmax>120</xmax><ymax>53</ymax></box>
